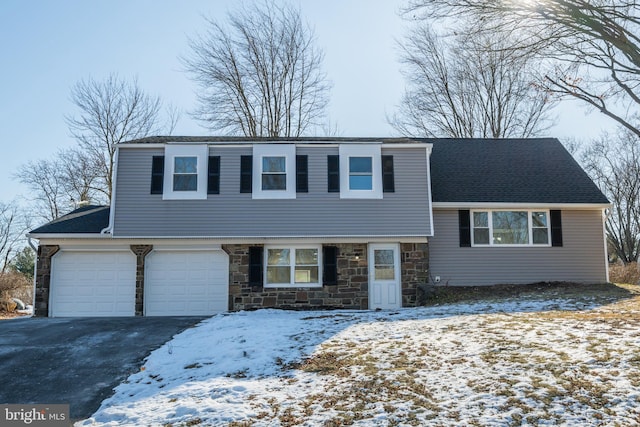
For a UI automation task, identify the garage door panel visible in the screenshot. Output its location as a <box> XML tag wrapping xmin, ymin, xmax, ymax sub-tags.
<box><xmin>189</xmin><ymin>287</ymin><xmax>207</xmax><ymax>296</ymax></box>
<box><xmin>189</xmin><ymin>270</ymin><xmax>206</xmax><ymax>280</ymax></box>
<box><xmin>145</xmin><ymin>250</ymin><xmax>228</xmax><ymax>316</ymax></box>
<box><xmin>95</xmin><ymin>287</ymin><xmax>116</xmax><ymax>297</ymax></box>
<box><xmin>169</xmin><ymin>287</ymin><xmax>187</xmax><ymax>296</ymax></box>
<box><xmin>51</xmin><ymin>251</ymin><xmax>136</xmax><ymax>317</ymax></box>
<box><xmin>169</xmin><ymin>271</ymin><xmax>187</xmax><ymax>280</ymax></box>
<box><xmin>96</xmin><ymin>271</ymin><xmax>117</xmax><ymax>281</ymax></box>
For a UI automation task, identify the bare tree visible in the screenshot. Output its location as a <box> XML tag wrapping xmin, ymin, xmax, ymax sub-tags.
<box><xmin>0</xmin><ymin>202</ymin><xmax>28</xmax><ymax>273</ymax></box>
<box><xmin>183</xmin><ymin>2</ymin><xmax>330</xmax><ymax>137</ymax></box>
<box><xmin>15</xmin><ymin>148</ymin><xmax>104</xmax><ymax>221</ymax></box>
<box><xmin>66</xmin><ymin>74</ymin><xmax>176</xmax><ymax>201</ymax></box>
<box><xmin>16</xmin><ymin>158</ymin><xmax>67</xmax><ymax>221</ymax></box>
<box><xmin>57</xmin><ymin>148</ymin><xmax>104</xmax><ymax>205</ymax></box>
<box><xmin>391</xmin><ymin>25</ymin><xmax>555</xmax><ymax>137</ymax></box>
<box><xmin>404</xmin><ymin>0</ymin><xmax>640</xmax><ymax>137</ymax></box>
<box><xmin>582</xmin><ymin>128</ymin><xmax>640</xmax><ymax>264</ymax></box>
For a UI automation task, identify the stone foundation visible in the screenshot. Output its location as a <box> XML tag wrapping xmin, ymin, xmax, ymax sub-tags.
<box><xmin>34</xmin><ymin>245</ymin><xmax>60</xmax><ymax>317</ymax></box>
<box><xmin>224</xmin><ymin>242</ymin><xmax>429</xmax><ymax>311</ymax></box>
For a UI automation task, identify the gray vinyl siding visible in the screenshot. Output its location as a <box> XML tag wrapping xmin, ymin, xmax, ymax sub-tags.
<box><xmin>429</xmin><ymin>209</ymin><xmax>607</xmax><ymax>285</ymax></box>
<box><xmin>112</xmin><ymin>146</ymin><xmax>431</xmax><ymax>237</ymax></box>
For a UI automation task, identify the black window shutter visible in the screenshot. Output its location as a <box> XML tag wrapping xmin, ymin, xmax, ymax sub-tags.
<box><xmin>296</xmin><ymin>155</ymin><xmax>308</xmax><ymax>193</ymax></box>
<box><xmin>327</xmin><ymin>155</ymin><xmax>340</xmax><ymax>192</ymax></box>
<box><xmin>207</xmin><ymin>156</ymin><xmax>220</xmax><ymax>195</ymax></box>
<box><xmin>150</xmin><ymin>156</ymin><xmax>164</xmax><ymax>194</ymax></box>
<box><xmin>550</xmin><ymin>210</ymin><xmax>563</xmax><ymax>247</ymax></box>
<box><xmin>382</xmin><ymin>155</ymin><xmax>395</xmax><ymax>193</ymax></box>
<box><xmin>248</xmin><ymin>246</ymin><xmax>263</xmax><ymax>290</ymax></box>
<box><xmin>240</xmin><ymin>155</ymin><xmax>252</xmax><ymax>193</ymax></box>
<box><xmin>323</xmin><ymin>246</ymin><xmax>338</xmax><ymax>286</ymax></box>
<box><xmin>459</xmin><ymin>210</ymin><xmax>471</xmax><ymax>247</ymax></box>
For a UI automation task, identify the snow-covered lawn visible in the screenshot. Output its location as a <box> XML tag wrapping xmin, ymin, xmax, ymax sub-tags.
<box><xmin>78</xmin><ymin>288</ymin><xmax>640</xmax><ymax>426</ymax></box>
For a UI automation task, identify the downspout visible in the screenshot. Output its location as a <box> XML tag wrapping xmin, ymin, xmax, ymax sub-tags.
<box><xmin>27</xmin><ymin>236</ymin><xmax>38</xmax><ymax>316</ymax></box>
<box><xmin>101</xmin><ymin>145</ymin><xmax>120</xmax><ymax>235</ymax></box>
<box><xmin>425</xmin><ymin>144</ymin><xmax>434</xmax><ymax>238</ymax></box>
<box><xmin>603</xmin><ymin>207</ymin><xmax>612</xmax><ymax>283</ymax></box>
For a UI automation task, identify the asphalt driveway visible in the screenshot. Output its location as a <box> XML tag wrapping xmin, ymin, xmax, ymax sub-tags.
<box><xmin>0</xmin><ymin>316</ymin><xmax>206</xmax><ymax>424</ymax></box>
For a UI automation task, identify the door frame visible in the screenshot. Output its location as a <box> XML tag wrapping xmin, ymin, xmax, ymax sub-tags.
<box><xmin>368</xmin><ymin>243</ymin><xmax>401</xmax><ymax>310</ymax></box>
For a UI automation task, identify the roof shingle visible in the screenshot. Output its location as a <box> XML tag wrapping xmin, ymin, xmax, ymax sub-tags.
<box><xmin>29</xmin><ymin>205</ymin><xmax>110</xmax><ymax>234</ymax></box>
<box><xmin>429</xmin><ymin>138</ymin><xmax>609</xmax><ymax>204</ymax></box>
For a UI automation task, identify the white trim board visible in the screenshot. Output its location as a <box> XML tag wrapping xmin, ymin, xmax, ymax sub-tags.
<box><xmin>32</xmin><ymin>236</ymin><xmax>430</xmax><ymax>246</ymax></box>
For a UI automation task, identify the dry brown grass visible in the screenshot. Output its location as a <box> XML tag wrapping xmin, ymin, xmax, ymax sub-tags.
<box><xmin>422</xmin><ymin>281</ymin><xmax>636</xmax><ymax>306</ymax></box>
<box><xmin>0</xmin><ymin>272</ymin><xmax>31</xmax><ymax>318</ymax></box>
<box><xmin>609</xmin><ymin>262</ymin><xmax>640</xmax><ymax>285</ymax></box>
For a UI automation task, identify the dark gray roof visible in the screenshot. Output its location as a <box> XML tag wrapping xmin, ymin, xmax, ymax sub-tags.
<box><xmin>29</xmin><ymin>205</ymin><xmax>110</xmax><ymax>235</ymax></box>
<box><xmin>429</xmin><ymin>138</ymin><xmax>609</xmax><ymax>204</ymax></box>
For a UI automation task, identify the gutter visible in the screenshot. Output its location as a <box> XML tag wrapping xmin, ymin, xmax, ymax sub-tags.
<box><xmin>27</xmin><ymin>237</ymin><xmax>38</xmax><ymax>317</ymax></box>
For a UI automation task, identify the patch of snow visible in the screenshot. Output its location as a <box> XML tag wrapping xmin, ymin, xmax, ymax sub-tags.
<box><xmin>77</xmin><ymin>298</ymin><xmax>640</xmax><ymax>426</ymax></box>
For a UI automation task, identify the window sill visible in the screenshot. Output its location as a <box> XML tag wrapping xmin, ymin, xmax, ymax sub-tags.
<box><xmin>471</xmin><ymin>244</ymin><xmax>552</xmax><ymax>248</ymax></box>
<box><xmin>264</xmin><ymin>284</ymin><xmax>323</xmax><ymax>289</ymax></box>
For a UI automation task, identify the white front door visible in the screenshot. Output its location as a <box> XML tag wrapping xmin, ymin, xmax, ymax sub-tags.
<box><xmin>368</xmin><ymin>243</ymin><xmax>401</xmax><ymax>310</ymax></box>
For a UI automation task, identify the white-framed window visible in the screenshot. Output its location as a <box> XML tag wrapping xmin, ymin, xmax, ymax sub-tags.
<box><xmin>262</xmin><ymin>156</ymin><xmax>287</xmax><ymax>190</ymax></box>
<box><xmin>265</xmin><ymin>245</ymin><xmax>322</xmax><ymax>288</ymax></box>
<box><xmin>349</xmin><ymin>157</ymin><xmax>373</xmax><ymax>190</ymax></box>
<box><xmin>339</xmin><ymin>144</ymin><xmax>382</xmax><ymax>199</ymax></box>
<box><xmin>163</xmin><ymin>145</ymin><xmax>208</xmax><ymax>200</ymax></box>
<box><xmin>252</xmin><ymin>144</ymin><xmax>296</xmax><ymax>199</ymax></box>
<box><xmin>173</xmin><ymin>156</ymin><xmax>198</xmax><ymax>191</ymax></box>
<box><xmin>472</xmin><ymin>210</ymin><xmax>550</xmax><ymax>246</ymax></box>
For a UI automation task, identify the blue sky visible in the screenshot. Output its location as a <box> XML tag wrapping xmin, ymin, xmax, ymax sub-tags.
<box><xmin>0</xmin><ymin>0</ymin><xmax>613</xmax><ymax>206</ymax></box>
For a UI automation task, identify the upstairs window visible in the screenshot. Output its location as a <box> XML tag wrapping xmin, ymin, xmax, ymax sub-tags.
<box><xmin>173</xmin><ymin>157</ymin><xmax>198</xmax><ymax>191</ymax></box>
<box><xmin>339</xmin><ymin>144</ymin><xmax>383</xmax><ymax>199</ymax></box>
<box><xmin>262</xmin><ymin>156</ymin><xmax>287</xmax><ymax>190</ymax></box>
<box><xmin>349</xmin><ymin>157</ymin><xmax>373</xmax><ymax>190</ymax></box>
<box><xmin>162</xmin><ymin>145</ymin><xmax>208</xmax><ymax>200</ymax></box>
<box><xmin>252</xmin><ymin>144</ymin><xmax>296</xmax><ymax>199</ymax></box>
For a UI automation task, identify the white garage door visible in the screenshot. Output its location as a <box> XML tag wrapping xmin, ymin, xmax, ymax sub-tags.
<box><xmin>50</xmin><ymin>251</ymin><xmax>136</xmax><ymax>317</ymax></box>
<box><xmin>144</xmin><ymin>250</ymin><xmax>229</xmax><ymax>316</ymax></box>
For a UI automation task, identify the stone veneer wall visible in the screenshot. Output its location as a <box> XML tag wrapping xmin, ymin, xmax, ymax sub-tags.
<box><xmin>130</xmin><ymin>245</ymin><xmax>153</xmax><ymax>316</ymax></box>
<box><xmin>225</xmin><ymin>243</ymin><xmax>367</xmax><ymax>310</ymax></box>
<box><xmin>34</xmin><ymin>245</ymin><xmax>60</xmax><ymax>317</ymax></box>
<box><xmin>400</xmin><ymin>243</ymin><xmax>429</xmax><ymax>307</ymax></box>
<box><xmin>224</xmin><ymin>243</ymin><xmax>429</xmax><ymax>311</ymax></box>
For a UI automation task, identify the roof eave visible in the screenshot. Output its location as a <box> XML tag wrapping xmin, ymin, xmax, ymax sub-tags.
<box><xmin>432</xmin><ymin>202</ymin><xmax>612</xmax><ymax>210</ymax></box>
<box><xmin>27</xmin><ymin>233</ymin><xmax>111</xmax><ymax>240</ymax></box>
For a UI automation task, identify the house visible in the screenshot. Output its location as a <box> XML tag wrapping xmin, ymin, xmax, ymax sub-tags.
<box><xmin>28</xmin><ymin>137</ymin><xmax>610</xmax><ymax>317</ymax></box>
